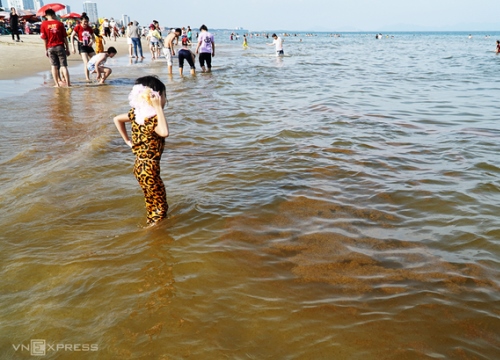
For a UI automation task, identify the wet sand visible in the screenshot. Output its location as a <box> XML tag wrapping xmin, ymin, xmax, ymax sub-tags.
<box><xmin>0</xmin><ymin>34</ymin><xmax>130</xmax><ymax>80</ymax></box>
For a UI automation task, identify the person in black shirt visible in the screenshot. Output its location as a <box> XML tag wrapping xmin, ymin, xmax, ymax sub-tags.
<box><xmin>9</xmin><ymin>7</ymin><xmax>21</xmax><ymax>42</ymax></box>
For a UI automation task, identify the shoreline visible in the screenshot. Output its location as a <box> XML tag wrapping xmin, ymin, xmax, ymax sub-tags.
<box><xmin>0</xmin><ymin>34</ymin><xmax>131</xmax><ymax>81</ymax></box>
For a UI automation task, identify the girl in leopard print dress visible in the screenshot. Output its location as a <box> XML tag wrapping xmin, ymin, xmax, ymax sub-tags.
<box><xmin>114</xmin><ymin>76</ymin><xmax>170</xmax><ymax>225</ymax></box>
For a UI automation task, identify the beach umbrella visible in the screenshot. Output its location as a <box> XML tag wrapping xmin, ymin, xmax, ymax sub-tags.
<box><xmin>36</xmin><ymin>3</ymin><xmax>66</xmax><ymax>17</ymax></box>
<box><xmin>18</xmin><ymin>10</ymin><xmax>37</xmax><ymax>19</ymax></box>
<box><xmin>0</xmin><ymin>11</ymin><xmax>10</xmax><ymax>19</ymax></box>
<box><xmin>18</xmin><ymin>10</ymin><xmax>35</xmax><ymax>16</ymax></box>
<box><xmin>60</xmin><ymin>12</ymin><xmax>81</xmax><ymax>19</ymax></box>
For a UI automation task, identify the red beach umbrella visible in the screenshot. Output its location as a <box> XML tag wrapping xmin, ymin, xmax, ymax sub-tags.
<box><xmin>60</xmin><ymin>12</ymin><xmax>82</xmax><ymax>19</ymax></box>
<box><xmin>36</xmin><ymin>3</ymin><xmax>66</xmax><ymax>17</ymax></box>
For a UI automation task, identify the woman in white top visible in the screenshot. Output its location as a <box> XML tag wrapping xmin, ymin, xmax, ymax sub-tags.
<box><xmin>146</xmin><ymin>24</ymin><xmax>161</xmax><ymax>60</ymax></box>
<box><xmin>126</xmin><ymin>22</ymin><xmax>133</xmax><ymax>57</ymax></box>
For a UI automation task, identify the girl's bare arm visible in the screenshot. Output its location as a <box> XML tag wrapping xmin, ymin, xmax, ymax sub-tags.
<box><xmin>113</xmin><ymin>113</ymin><xmax>133</xmax><ymax>147</ymax></box>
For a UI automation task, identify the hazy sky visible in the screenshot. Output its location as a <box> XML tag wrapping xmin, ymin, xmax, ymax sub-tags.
<box><xmin>64</xmin><ymin>0</ymin><xmax>500</xmax><ymax>31</ymax></box>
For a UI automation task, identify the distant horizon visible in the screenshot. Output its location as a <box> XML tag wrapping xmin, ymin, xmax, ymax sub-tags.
<box><xmin>215</xmin><ymin>29</ymin><xmax>500</xmax><ymax>33</ymax></box>
<box><xmin>240</xmin><ymin>24</ymin><xmax>500</xmax><ymax>33</ymax></box>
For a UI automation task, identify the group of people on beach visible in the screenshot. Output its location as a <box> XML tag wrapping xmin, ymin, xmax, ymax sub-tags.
<box><xmin>40</xmin><ymin>11</ymin><xmax>117</xmax><ymax>86</ymax></box>
<box><xmin>39</xmin><ymin>9</ymin><xmax>217</xmax><ymax>87</ymax></box>
<box><xmin>124</xmin><ymin>21</ymin><xmax>215</xmax><ymax>75</ymax></box>
<box><xmin>36</xmin><ymin>7</ymin><xmax>290</xmax><ymax>88</ymax></box>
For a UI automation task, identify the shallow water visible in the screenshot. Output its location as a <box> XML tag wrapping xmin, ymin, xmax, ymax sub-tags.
<box><xmin>1</xmin><ymin>31</ymin><xmax>500</xmax><ymax>359</ymax></box>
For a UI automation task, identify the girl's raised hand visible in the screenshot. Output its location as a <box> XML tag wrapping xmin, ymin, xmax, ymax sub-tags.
<box><xmin>150</xmin><ymin>92</ymin><xmax>162</xmax><ymax>109</ymax></box>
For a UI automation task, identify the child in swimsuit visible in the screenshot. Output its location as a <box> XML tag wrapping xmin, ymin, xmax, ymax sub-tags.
<box><xmin>113</xmin><ymin>76</ymin><xmax>170</xmax><ymax>226</ymax></box>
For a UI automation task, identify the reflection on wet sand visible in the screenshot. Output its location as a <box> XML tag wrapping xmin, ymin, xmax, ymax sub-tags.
<box><xmin>220</xmin><ymin>194</ymin><xmax>500</xmax><ymax>358</ymax></box>
<box><xmin>109</xmin><ymin>234</ymin><xmax>177</xmax><ymax>358</ymax></box>
<box><xmin>228</xmin><ymin>194</ymin><xmax>498</xmax><ymax>291</ymax></box>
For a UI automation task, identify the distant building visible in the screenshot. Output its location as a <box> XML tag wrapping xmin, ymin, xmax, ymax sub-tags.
<box><xmin>82</xmin><ymin>1</ymin><xmax>98</xmax><ymax>24</ymax></box>
<box><xmin>65</xmin><ymin>4</ymin><xmax>70</xmax><ymax>13</ymax></box>
<box><xmin>7</xmin><ymin>0</ymin><xmax>38</xmax><ymax>10</ymax></box>
<box><xmin>58</xmin><ymin>4</ymin><xmax>70</xmax><ymax>16</ymax></box>
<box><xmin>33</xmin><ymin>0</ymin><xmax>44</xmax><ymax>11</ymax></box>
<box><xmin>122</xmin><ymin>14</ymin><xmax>130</xmax><ymax>27</ymax></box>
<box><xmin>7</xmin><ymin>0</ymin><xmax>23</xmax><ymax>10</ymax></box>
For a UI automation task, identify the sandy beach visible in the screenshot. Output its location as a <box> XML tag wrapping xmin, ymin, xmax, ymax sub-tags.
<box><xmin>0</xmin><ymin>34</ymin><xmax>130</xmax><ymax>80</ymax></box>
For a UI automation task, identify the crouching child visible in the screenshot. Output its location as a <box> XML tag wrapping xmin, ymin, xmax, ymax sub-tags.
<box><xmin>87</xmin><ymin>46</ymin><xmax>117</xmax><ymax>84</ymax></box>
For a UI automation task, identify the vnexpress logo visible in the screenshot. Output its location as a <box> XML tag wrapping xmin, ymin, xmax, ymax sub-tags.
<box><xmin>12</xmin><ymin>339</ymin><xmax>98</xmax><ymax>355</ymax></box>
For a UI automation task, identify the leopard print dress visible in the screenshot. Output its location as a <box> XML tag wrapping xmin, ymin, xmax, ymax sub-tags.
<box><xmin>129</xmin><ymin>108</ymin><xmax>168</xmax><ymax>225</ymax></box>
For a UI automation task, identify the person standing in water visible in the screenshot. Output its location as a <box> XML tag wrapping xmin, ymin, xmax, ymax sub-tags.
<box><xmin>163</xmin><ymin>28</ymin><xmax>182</xmax><ymax>74</ymax></box>
<box><xmin>146</xmin><ymin>24</ymin><xmax>162</xmax><ymax>60</ymax></box>
<box><xmin>70</xmin><ymin>14</ymin><xmax>96</xmax><ymax>81</ymax></box>
<box><xmin>40</xmin><ymin>8</ymin><xmax>71</xmax><ymax>87</ymax></box>
<box><xmin>178</xmin><ymin>36</ymin><xmax>196</xmax><ymax>76</ymax></box>
<box><xmin>126</xmin><ymin>22</ymin><xmax>134</xmax><ymax>57</ymax></box>
<box><xmin>128</xmin><ymin>21</ymin><xmax>145</xmax><ymax>59</ymax></box>
<box><xmin>195</xmin><ymin>24</ymin><xmax>215</xmax><ymax>73</ymax></box>
<box><xmin>267</xmin><ymin>33</ymin><xmax>284</xmax><ymax>56</ymax></box>
<box><xmin>113</xmin><ymin>76</ymin><xmax>170</xmax><ymax>226</ymax></box>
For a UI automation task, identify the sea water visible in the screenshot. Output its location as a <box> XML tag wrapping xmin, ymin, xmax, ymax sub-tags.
<box><xmin>1</xmin><ymin>31</ymin><xmax>499</xmax><ymax>359</ymax></box>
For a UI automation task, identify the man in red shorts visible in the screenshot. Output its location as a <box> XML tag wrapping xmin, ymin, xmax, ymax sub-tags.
<box><xmin>40</xmin><ymin>8</ymin><xmax>71</xmax><ymax>87</ymax></box>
